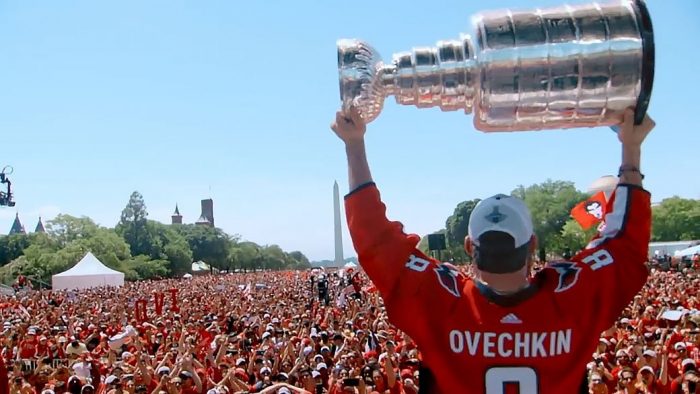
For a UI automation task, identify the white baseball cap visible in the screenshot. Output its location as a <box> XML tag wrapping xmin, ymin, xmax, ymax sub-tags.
<box><xmin>682</xmin><ymin>358</ymin><xmax>696</xmax><ymax>368</ymax></box>
<box><xmin>468</xmin><ymin>194</ymin><xmax>534</xmax><ymax>273</ymax></box>
<box><xmin>639</xmin><ymin>365</ymin><xmax>654</xmax><ymax>374</ymax></box>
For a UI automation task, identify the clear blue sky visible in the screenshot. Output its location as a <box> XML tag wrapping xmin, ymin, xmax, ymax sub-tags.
<box><xmin>1</xmin><ymin>0</ymin><xmax>698</xmax><ymax>261</ymax></box>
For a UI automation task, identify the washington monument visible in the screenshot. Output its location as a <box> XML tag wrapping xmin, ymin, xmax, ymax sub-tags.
<box><xmin>333</xmin><ymin>180</ymin><xmax>344</xmax><ymax>266</ymax></box>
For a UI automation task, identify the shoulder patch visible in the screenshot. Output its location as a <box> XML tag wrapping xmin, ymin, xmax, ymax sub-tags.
<box><xmin>549</xmin><ymin>261</ymin><xmax>582</xmax><ymax>293</ymax></box>
<box><xmin>433</xmin><ymin>263</ymin><xmax>461</xmax><ymax>298</ymax></box>
<box><xmin>405</xmin><ymin>254</ymin><xmax>431</xmax><ymax>272</ymax></box>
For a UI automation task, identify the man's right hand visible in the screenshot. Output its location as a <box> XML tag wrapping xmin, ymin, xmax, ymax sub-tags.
<box><xmin>618</xmin><ymin>108</ymin><xmax>655</xmax><ymax>148</ymax></box>
<box><xmin>331</xmin><ymin>106</ymin><xmax>366</xmax><ymax>144</ymax></box>
<box><xmin>331</xmin><ymin>105</ymin><xmax>373</xmax><ymax>190</ymax></box>
<box><xmin>617</xmin><ymin>108</ymin><xmax>655</xmax><ymax>186</ymax></box>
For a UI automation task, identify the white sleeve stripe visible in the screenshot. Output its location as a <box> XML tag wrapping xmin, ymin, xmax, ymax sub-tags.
<box><xmin>585</xmin><ymin>186</ymin><xmax>629</xmax><ymax>250</ymax></box>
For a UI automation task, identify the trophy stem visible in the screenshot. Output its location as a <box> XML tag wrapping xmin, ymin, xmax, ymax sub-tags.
<box><xmin>385</xmin><ymin>38</ymin><xmax>478</xmax><ymax>114</ymax></box>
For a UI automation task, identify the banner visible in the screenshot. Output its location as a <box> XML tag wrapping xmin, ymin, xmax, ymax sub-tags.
<box><xmin>135</xmin><ymin>299</ymin><xmax>148</xmax><ymax>322</ymax></box>
<box><xmin>154</xmin><ymin>293</ymin><xmax>165</xmax><ymax>316</ymax></box>
<box><xmin>169</xmin><ymin>288</ymin><xmax>179</xmax><ymax>312</ymax></box>
<box><xmin>570</xmin><ymin>191</ymin><xmax>607</xmax><ymax>230</ymax></box>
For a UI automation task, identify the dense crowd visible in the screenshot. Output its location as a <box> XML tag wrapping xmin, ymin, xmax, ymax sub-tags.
<box><xmin>1</xmin><ymin>261</ymin><xmax>698</xmax><ymax>394</ymax></box>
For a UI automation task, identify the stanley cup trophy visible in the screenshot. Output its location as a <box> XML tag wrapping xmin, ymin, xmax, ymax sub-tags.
<box><xmin>337</xmin><ymin>0</ymin><xmax>654</xmax><ymax>132</ymax></box>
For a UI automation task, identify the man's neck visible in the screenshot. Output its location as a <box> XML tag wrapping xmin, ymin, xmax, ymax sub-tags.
<box><xmin>476</xmin><ymin>270</ymin><xmax>531</xmax><ymax>295</ymax></box>
<box><xmin>476</xmin><ymin>279</ymin><xmax>531</xmax><ymax>296</ymax></box>
<box><xmin>486</xmin><ymin>281</ymin><xmax>531</xmax><ymax>295</ymax></box>
<box><xmin>473</xmin><ymin>279</ymin><xmax>539</xmax><ymax>307</ymax></box>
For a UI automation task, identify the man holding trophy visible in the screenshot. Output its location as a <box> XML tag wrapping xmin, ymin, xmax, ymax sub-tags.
<box><xmin>332</xmin><ymin>0</ymin><xmax>656</xmax><ymax>392</ymax></box>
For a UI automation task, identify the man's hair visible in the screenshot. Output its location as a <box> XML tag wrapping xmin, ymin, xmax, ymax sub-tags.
<box><xmin>474</xmin><ymin>231</ymin><xmax>530</xmax><ymax>274</ymax></box>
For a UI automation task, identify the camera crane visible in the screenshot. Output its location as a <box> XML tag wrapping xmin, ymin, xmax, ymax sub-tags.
<box><xmin>0</xmin><ymin>166</ymin><xmax>15</xmax><ymax>207</ymax></box>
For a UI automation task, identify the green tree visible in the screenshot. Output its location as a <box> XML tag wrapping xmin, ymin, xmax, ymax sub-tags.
<box><xmin>47</xmin><ymin>215</ymin><xmax>99</xmax><ymax>247</ymax></box>
<box><xmin>0</xmin><ymin>199</ymin><xmax>321</xmax><ymax>283</ymax></box>
<box><xmin>117</xmin><ymin>191</ymin><xmax>151</xmax><ymax>256</ymax></box>
<box><xmin>261</xmin><ymin>245</ymin><xmax>286</xmax><ymax>271</ymax></box>
<box><xmin>549</xmin><ymin>219</ymin><xmax>598</xmax><ymax>257</ymax></box>
<box><xmin>417</xmin><ymin>234</ymin><xmax>430</xmax><ymax>254</ymax></box>
<box><xmin>76</xmin><ymin>228</ymin><xmax>132</xmax><ymax>268</ymax></box>
<box><xmin>445</xmin><ymin>199</ymin><xmax>481</xmax><ymax>262</ymax></box>
<box><xmin>126</xmin><ymin>255</ymin><xmax>169</xmax><ymax>280</ymax></box>
<box><xmin>226</xmin><ymin>244</ymin><xmax>242</xmax><ymax>272</ymax></box>
<box><xmin>511</xmin><ymin>180</ymin><xmax>587</xmax><ymax>261</ymax></box>
<box><xmin>652</xmin><ymin>197</ymin><xmax>700</xmax><ymax>241</ymax></box>
<box><xmin>18</xmin><ymin>227</ymin><xmax>132</xmax><ymax>283</ymax></box>
<box><xmin>287</xmin><ymin>251</ymin><xmax>311</xmax><ymax>270</ymax></box>
<box><xmin>129</xmin><ymin>221</ymin><xmax>194</xmax><ymax>277</ymax></box>
<box><xmin>0</xmin><ymin>233</ymin><xmax>34</xmax><ymax>266</ymax></box>
<box><xmin>176</xmin><ymin>225</ymin><xmax>232</xmax><ymax>271</ymax></box>
<box><xmin>232</xmin><ymin>241</ymin><xmax>263</xmax><ymax>272</ymax></box>
<box><xmin>160</xmin><ymin>227</ymin><xmax>193</xmax><ymax>276</ymax></box>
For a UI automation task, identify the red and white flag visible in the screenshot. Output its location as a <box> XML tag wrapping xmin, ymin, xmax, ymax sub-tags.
<box><xmin>570</xmin><ymin>191</ymin><xmax>607</xmax><ymax>230</ymax></box>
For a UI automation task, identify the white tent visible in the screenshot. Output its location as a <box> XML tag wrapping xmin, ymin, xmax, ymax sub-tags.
<box><xmin>52</xmin><ymin>252</ymin><xmax>125</xmax><ymax>290</ymax></box>
<box><xmin>674</xmin><ymin>244</ymin><xmax>700</xmax><ymax>258</ymax></box>
<box><xmin>192</xmin><ymin>260</ymin><xmax>218</xmax><ymax>274</ymax></box>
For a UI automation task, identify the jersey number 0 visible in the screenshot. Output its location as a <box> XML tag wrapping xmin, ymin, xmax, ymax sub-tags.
<box><xmin>485</xmin><ymin>367</ymin><xmax>538</xmax><ymax>393</ymax></box>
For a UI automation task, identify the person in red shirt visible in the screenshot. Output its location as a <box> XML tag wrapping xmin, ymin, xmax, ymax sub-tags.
<box><xmin>0</xmin><ymin>353</ymin><xmax>7</xmax><ymax>394</ymax></box>
<box><xmin>35</xmin><ymin>336</ymin><xmax>50</xmax><ymax>358</ymax></box>
<box><xmin>350</xmin><ymin>272</ymin><xmax>362</xmax><ymax>301</ymax></box>
<box><xmin>330</xmin><ymin>105</ymin><xmax>655</xmax><ymax>393</ymax></box>
<box><xmin>18</xmin><ymin>329</ymin><xmax>38</xmax><ymax>359</ymax></box>
<box><xmin>638</xmin><ymin>364</ymin><xmax>669</xmax><ymax>394</ymax></box>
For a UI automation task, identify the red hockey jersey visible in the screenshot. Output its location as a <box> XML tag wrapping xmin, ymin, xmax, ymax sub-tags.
<box><xmin>345</xmin><ymin>182</ymin><xmax>651</xmax><ymax>393</ymax></box>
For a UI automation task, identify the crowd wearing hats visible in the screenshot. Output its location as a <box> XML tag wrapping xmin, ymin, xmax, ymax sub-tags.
<box><xmin>1</xmin><ymin>264</ymin><xmax>698</xmax><ymax>394</ymax></box>
<box><xmin>2</xmin><ymin>271</ymin><xmax>420</xmax><ymax>394</ymax></box>
<box><xmin>583</xmin><ymin>268</ymin><xmax>699</xmax><ymax>394</ymax></box>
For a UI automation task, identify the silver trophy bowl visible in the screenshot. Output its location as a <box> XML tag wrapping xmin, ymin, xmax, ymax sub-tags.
<box><xmin>337</xmin><ymin>0</ymin><xmax>654</xmax><ymax>131</ymax></box>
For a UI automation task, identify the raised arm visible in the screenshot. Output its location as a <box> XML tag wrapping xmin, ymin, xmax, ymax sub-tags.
<box><xmin>617</xmin><ymin>108</ymin><xmax>654</xmax><ymax>187</ymax></box>
<box><xmin>331</xmin><ymin>106</ymin><xmax>418</xmax><ymax>299</ymax></box>
<box><xmin>569</xmin><ymin>109</ymin><xmax>655</xmax><ymax>332</ymax></box>
<box><xmin>331</xmin><ymin>106</ymin><xmax>372</xmax><ymax>191</ymax></box>
<box><xmin>330</xmin><ymin>106</ymin><xmax>455</xmax><ymax>345</ymax></box>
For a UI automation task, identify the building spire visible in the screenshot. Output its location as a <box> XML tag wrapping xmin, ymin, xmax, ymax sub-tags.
<box><xmin>171</xmin><ymin>203</ymin><xmax>183</xmax><ymax>225</ymax></box>
<box><xmin>198</xmin><ymin>199</ymin><xmax>214</xmax><ymax>227</ymax></box>
<box><xmin>9</xmin><ymin>213</ymin><xmax>25</xmax><ymax>235</ymax></box>
<box><xmin>35</xmin><ymin>216</ymin><xmax>46</xmax><ymax>233</ymax></box>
